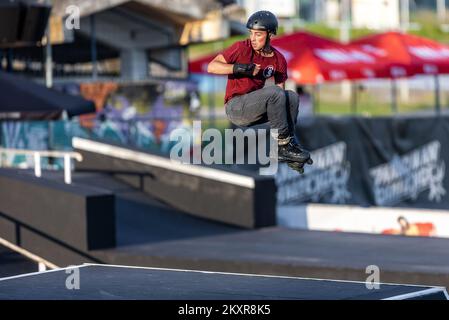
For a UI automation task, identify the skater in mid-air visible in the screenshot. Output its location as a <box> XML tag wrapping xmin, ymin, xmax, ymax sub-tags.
<box><xmin>207</xmin><ymin>10</ymin><xmax>312</xmax><ymax>173</ymax></box>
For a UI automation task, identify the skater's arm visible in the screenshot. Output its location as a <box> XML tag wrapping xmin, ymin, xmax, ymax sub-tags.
<box><xmin>207</xmin><ymin>54</ymin><xmax>234</xmax><ymax>75</ymax></box>
<box><xmin>207</xmin><ymin>54</ymin><xmax>260</xmax><ymax>76</ymax></box>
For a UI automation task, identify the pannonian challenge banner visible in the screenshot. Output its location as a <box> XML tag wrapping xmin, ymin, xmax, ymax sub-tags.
<box><xmin>276</xmin><ymin>115</ymin><xmax>449</xmax><ymax>210</ymax></box>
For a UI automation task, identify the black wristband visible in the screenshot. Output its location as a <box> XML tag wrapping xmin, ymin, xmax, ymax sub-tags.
<box><xmin>233</xmin><ymin>63</ymin><xmax>256</xmax><ymax>76</ymax></box>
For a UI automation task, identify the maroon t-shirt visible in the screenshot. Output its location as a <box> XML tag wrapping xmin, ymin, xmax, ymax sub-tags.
<box><xmin>221</xmin><ymin>39</ymin><xmax>288</xmax><ymax>104</ymax></box>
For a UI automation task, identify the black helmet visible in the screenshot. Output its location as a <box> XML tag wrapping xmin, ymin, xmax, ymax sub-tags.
<box><xmin>246</xmin><ymin>11</ymin><xmax>278</xmax><ymax>35</ymax></box>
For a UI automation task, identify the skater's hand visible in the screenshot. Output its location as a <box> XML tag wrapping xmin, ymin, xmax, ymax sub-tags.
<box><xmin>252</xmin><ymin>64</ymin><xmax>261</xmax><ymax>76</ymax></box>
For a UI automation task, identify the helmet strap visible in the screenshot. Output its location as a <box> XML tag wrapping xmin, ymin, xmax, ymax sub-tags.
<box><xmin>262</xmin><ymin>32</ymin><xmax>273</xmax><ymax>54</ymax></box>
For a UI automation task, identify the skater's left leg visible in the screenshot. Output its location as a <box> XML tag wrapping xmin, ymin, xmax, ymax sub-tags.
<box><xmin>285</xmin><ymin>90</ymin><xmax>300</xmax><ymax>134</ymax></box>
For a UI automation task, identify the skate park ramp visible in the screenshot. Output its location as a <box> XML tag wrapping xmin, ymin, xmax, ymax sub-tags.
<box><xmin>0</xmin><ymin>264</ymin><xmax>447</xmax><ymax>300</ymax></box>
<box><xmin>72</xmin><ymin>137</ymin><xmax>276</xmax><ymax>229</ymax></box>
<box><xmin>2</xmin><ymin>137</ymin><xmax>449</xmax><ymax>298</ymax></box>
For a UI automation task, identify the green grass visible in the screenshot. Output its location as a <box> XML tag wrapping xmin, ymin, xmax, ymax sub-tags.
<box><xmin>301</xmin><ymin>10</ymin><xmax>449</xmax><ymax>43</ymax></box>
<box><xmin>315</xmin><ymin>100</ymin><xmax>438</xmax><ymax>116</ymax></box>
<box><xmin>409</xmin><ymin>10</ymin><xmax>449</xmax><ymax>44</ymax></box>
<box><xmin>200</xmin><ymin>92</ymin><xmax>225</xmax><ymax>109</ymax></box>
<box><xmin>315</xmin><ymin>85</ymin><xmax>442</xmax><ymax>116</ymax></box>
<box><xmin>188</xmin><ymin>35</ymin><xmax>247</xmax><ymax>60</ymax></box>
<box><xmin>301</xmin><ymin>24</ymin><xmax>373</xmax><ymax>41</ymax></box>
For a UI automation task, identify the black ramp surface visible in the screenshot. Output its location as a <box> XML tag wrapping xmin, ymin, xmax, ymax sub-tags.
<box><xmin>0</xmin><ymin>168</ymin><xmax>116</xmax><ymax>251</ymax></box>
<box><xmin>2</xmin><ymin>170</ymin><xmax>449</xmax><ymax>289</ymax></box>
<box><xmin>1</xmin><ymin>169</ymin><xmax>242</xmax><ymax>246</ymax></box>
<box><xmin>0</xmin><ymin>265</ymin><xmax>445</xmax><ymax>300</ymax></box>
<box><xmin>92</xmin><ymin>227</ymin><xmax>449</xmax><ymax>289</ymax></box>
<box><xmin>55</xmin><ymin>171</ymin><xmax>243</xmax><ymax>245</ymax></box>
<box><xmin>73</xmin><ymin>137</ymin><xmax>276</xmax><ymax>228</ymax></box>
<box><xmin>0</xmin><ymin>245</ymin><xmax>37</xmax><ymax>278</ymax></box>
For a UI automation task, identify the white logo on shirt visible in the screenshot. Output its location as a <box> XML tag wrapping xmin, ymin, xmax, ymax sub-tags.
<box><xmin>263</xmin><ymin>65</ymin><xmax>275</xmax><ymax>78</ymax></box>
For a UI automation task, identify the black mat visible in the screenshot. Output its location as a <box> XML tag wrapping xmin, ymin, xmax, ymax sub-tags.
<box><xmin>0</xmin><ymin>264</ymin><xmax>446</xmax><ymax>300</ymax></box>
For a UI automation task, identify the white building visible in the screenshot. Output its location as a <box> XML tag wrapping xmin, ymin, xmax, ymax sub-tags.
<box><xmin>236</xmin><ymin>0</ymin><xmax>403</xmax><ymax>31</ymax></box>
<box><xmin>351</xmin><ymin>0</ymin><xmax>401</xmax><ymax>30</ymax></box>
<box><xmin>235</xmin><ymin>0</ymin><xmax>299</xmax><ymax>18</ymax></box>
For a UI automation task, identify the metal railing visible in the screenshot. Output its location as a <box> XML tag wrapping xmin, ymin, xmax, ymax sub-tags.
<box><xmin>0</xmin><ymin>237</ymin><xmax>59</xmax><ymax>272</ymax></box>
<box><xmin>0</xmin><ymin>148</ymin><xmax>83</xmax><ymax>184</ymax></box>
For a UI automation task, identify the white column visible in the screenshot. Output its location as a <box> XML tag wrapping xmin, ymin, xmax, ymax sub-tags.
<box><xmin>120</xmin><ymin>49</ymin><xmax>148</xmax><ymax>81</ymax></box>
<box><xmin>340</xmin><ymin>0</ymin><xmax>352</xmax><ymax>100</ymax></box>
<box><xmin>399</xmin><ymin>79</ymin><xmax>409</xmax><ymax>102</ymax></box>
<box><xmin>341</xmin><ymin>80</ymin><xmax>352</xmax><ymax>101</ymax></box>
<box><xmin>38</xmin><ymin>262</ymin><xmax>47</xmax><ymax>272</ymax></box>
<box><xmin>44</xmin><ymin>14</ymin><xmax>53</xmax><ymax>88</ymax></box>
<box><xmin>34</xmin><ymin>152</ymin><xmax>41</xmax><ymax>178</ymax></box>
<box><xmin>340</xmin><ymin>0</ymin><xmax>351</xmax><ymax>43</ymax></box>
<box><xmin>437</xmin><ymin>0</ymin><xmax>446</xmax><ymax>23</ymax></box>
<box><xmin>400</xmin><ymin>0</ymin><xmax>410</xmax><ymax>32</ymax></box>
<box><xmin>64</xmin><ymin>154</ymin><xmax>72</xmax><ymax>184</ymax></box>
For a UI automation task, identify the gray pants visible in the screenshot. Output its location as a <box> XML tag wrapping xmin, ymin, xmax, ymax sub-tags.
<box><xmin>225</xmin><ymin>85</ymin><xmax>299</xmax><ymax>137</ymax></box>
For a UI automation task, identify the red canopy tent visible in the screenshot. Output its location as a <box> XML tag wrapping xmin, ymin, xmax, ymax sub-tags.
<box><xmin>269</xmin><ymin>31</ymin><xmax>381</xmax><ymax>84</ymax></box>
<box><xmin>351</xmin><ymin>31</ymin><xmax>449</xmax><ymax>77</ymax></box>
<box><xmin>351</xmin><ymin>31</ymin><xmax>449</xmax><ymax>112</ymax></box>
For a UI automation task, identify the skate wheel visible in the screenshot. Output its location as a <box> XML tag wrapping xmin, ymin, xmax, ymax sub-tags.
<box><xmin>307</xmin><ymin>158</ymin><xmax>313</xmax><ymax>165</ymax></box>
<box><xmin>287</xmin><ymin>162</ymin><xmax>305</xmax><ymax>174</ymax></box>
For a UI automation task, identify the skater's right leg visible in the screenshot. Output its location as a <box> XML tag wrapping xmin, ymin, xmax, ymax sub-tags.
<box><xmin>225</xmin><ymin>86</ymin><xmax>310</xmax><ymax>164</ymax></box>
<box><xmin>225</xmin><ymin>85</ymin><xmax>290</xmax><ymax>137</ymax></box>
